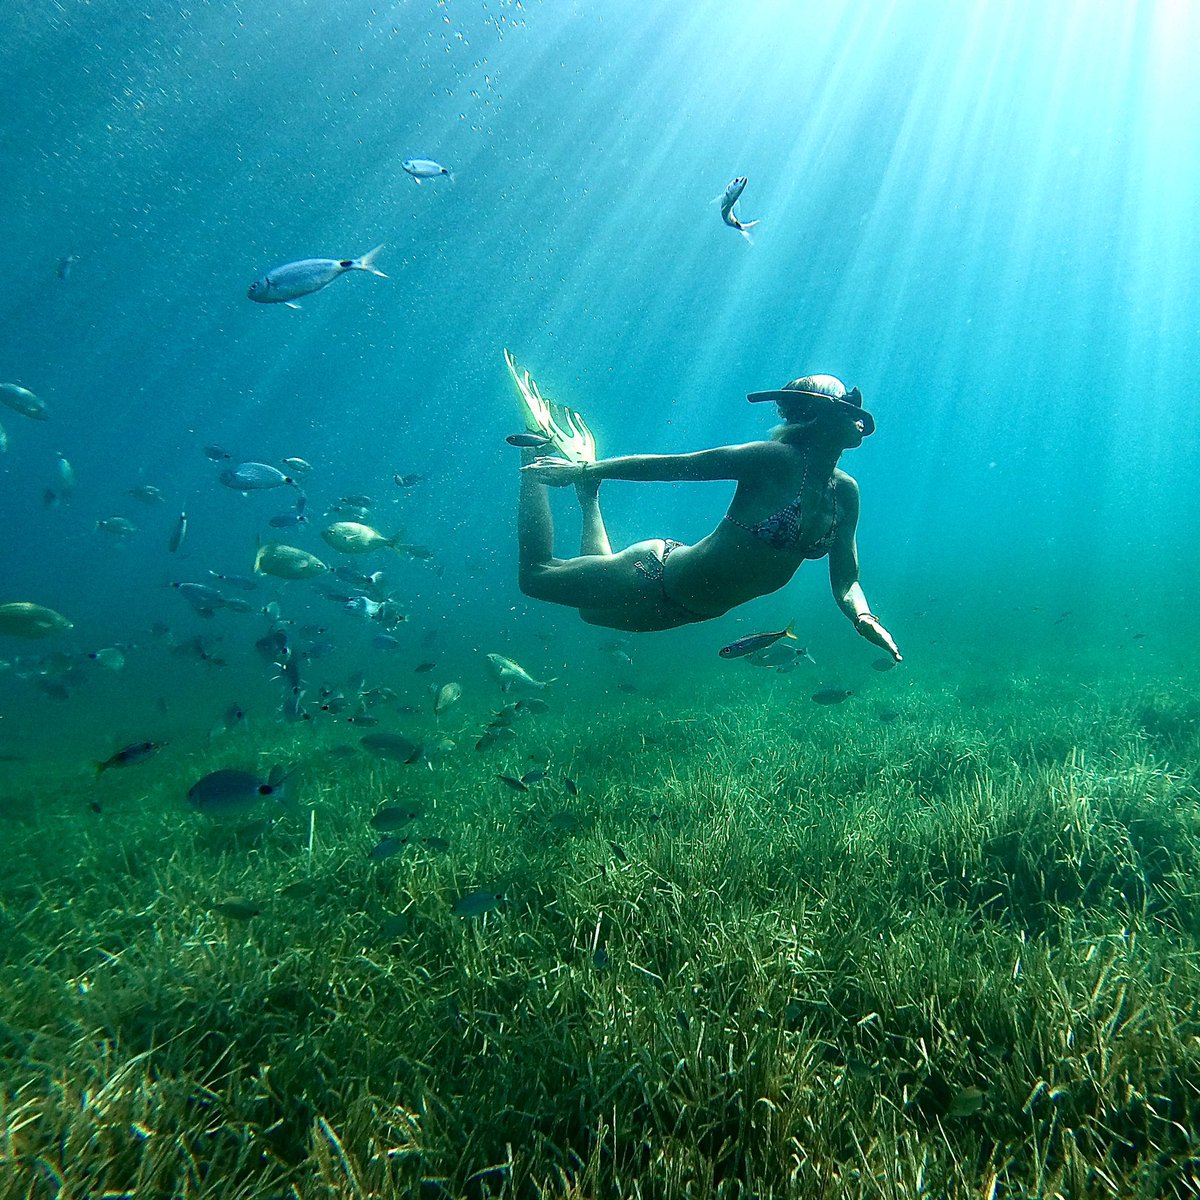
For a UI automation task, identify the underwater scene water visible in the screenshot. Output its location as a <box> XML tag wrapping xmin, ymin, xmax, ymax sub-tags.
<box><xmin>3</xmin><ymin>2</ymin><xmax>1200</xmax><ymax>1196</ymax></box>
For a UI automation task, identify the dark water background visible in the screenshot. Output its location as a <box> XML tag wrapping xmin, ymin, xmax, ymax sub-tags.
<box><xmin>2</xmin><ymin>1</ymin><xmax>1198</xmax><ymax>761</ymax></box>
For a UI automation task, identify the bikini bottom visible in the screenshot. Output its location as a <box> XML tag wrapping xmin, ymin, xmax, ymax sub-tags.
<box><xmin>633</xmin><ymin>540</ymin><xmax>711</xmax><ymax>624</ymax></box>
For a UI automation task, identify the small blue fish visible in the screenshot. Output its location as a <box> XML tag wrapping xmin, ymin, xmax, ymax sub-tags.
<box><xmin>719</xmin><ymin>621</ymin><xmax>795</xmax><ymax>659</ymax></box>
<box><xmin>170</xmin><ymin>581</ymin><xmax>227</xmax><ymax>618</ymax></box>
<box><xmin>505</xmin><ymin>432</ymin><xmax>554</xmax><ymax>449</ymax></box>
<box><xmin>368</xmin><ymin>835</ymin><xmax>409</xmax><ymax>861</ymax></box>
<box><xmin>127</xmin><ymin>484</ymin><xmax>165</xmax><ymax>504</ymax></box>
<box><xmin>220</xmin><ymin>462</ymin><xmax>294</xmax><ymax>491</ymax></box>
<box><xmin>187</xmin><ymin>765</ymin><xmax>292</xmax><ymax>815</ymax></box>
<box><xmin>452</xmin><ymin>889</ymin><xmax>503</xmax><ymax>917</ymax></box>
<box><xmin>269</xmin><ymin>510</ymin><xmax>308</xmax><ymax>528</ymax></box>
<box><xmin>96</xmin><ymin>739</ymin><xmax>163</xmax><ymax>776</ymax></box>
<box><xmin>207</xmin><ymin>571</ymin><xmax>258</xmax><ymax>592</ymax></box>
<box><xmin>247</xmin><ymin>246</ymin><xmax>387</xmax><ymax>308</ymax></box>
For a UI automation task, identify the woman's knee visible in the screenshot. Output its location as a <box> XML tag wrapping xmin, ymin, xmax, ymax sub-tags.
<box><xmin>519</xmin><ymin>561</ymin><xmax>561</xmax><ymax>601</ymax></box>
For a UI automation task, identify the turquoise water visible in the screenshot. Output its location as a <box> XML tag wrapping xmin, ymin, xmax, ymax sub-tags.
<box><xmin>5</xmin><ymin>8</ymin><xmax>1200</xmax><ymax>1195</ymax></box>
<box><xmin>4</xmin><ymin>5</ymin><xmax>1198</xmax><ymax>725</ymax></box>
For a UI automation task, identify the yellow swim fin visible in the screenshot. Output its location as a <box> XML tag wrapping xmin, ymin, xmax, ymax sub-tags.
<box><xmin>503</xmin><ymin>349</ymin><xmax>597</xmax><ymax>464</ymax></box>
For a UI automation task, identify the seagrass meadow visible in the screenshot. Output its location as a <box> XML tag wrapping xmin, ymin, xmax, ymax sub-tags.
<box><xmin>2</xmin><ymin>656</ymin><xmax>1199</xmax><ymax>1200</ymax></box>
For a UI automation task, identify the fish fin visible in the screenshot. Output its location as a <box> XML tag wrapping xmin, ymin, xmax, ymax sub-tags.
<box><xmin>285</xmin><ymin>301</ymin><xmax>302</xmax><ymax>310</ymax></box>
<box><xmin>353</xmin><ymin>244</ymin><xmax>388</xmax><ymax>278</ymax></box>
<box><xmin>738</xmin><ymin>220</ymin><xmax>759</xmax><ymax>245</ymax></box>
<box><xmin>268</xmin><ymin>763</ymin><xmax>294</xmax><ymax>789</ymax></box>
<box><xmin>784</xmin><ymin>621</ymin><xmax>796</xmax><ymax>640</ymax></box>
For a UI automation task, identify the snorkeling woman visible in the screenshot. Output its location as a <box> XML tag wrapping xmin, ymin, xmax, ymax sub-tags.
<box><xmin>509</xmin><ymin>356</ymin><xmax>901</xmax><ymax>661</ymax></box>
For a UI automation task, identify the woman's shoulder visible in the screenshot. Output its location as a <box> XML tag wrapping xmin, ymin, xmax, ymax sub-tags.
<box><xmin>832</xmin><ymin>468</ymin><xmax>860</xmax><ymax>504</ymax></box>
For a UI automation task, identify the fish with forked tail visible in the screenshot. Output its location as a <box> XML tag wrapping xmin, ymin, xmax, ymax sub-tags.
<box><xmin>247</xmin><ymin>245</ymin><xmax>387</xmax><ymax>309</ymax></box>
<box><xmin>486</xmin><ymin>653</ymin><xmax>555</xmax><ymax>693</ymax></box>
<box><xmin>718</xmin><ymin>176</ymin><xmax>759</xmax><ymax>241</ymax></box>
<box><xmin>718</xmin><ymin>621</ymin><xmax>795</xmax><ymax>659</ymax></box>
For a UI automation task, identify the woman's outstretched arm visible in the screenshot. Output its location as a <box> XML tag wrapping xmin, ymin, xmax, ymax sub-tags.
<box><xmin>523</xmin><ymin>443</ymin><xmax>770</xmax><ymax>487</ymax></box>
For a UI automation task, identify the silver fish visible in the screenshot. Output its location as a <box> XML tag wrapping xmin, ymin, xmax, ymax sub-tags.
<box><xmin>171</xmin><ymin>582</ymin><xmax>227</xmax><ymax>615</ymax></box>
<box><xmin>746</xmin><ymin>642</ymin><xmax>815</xmax><ymax>672</ymax></box>
<box><xmin>402</xmin><ymin>158</ymin><xmax>454</xmax><ymax>183</ymax></box>
<box><xmin>719</xmin><ymin>622</ymin><xmax>795</xmax><ymax>659</ymax></box>
<box><xmin>55</xmin><ymin>454</ymin><xmax>76</xmax><ymax>497</ymax></box>
<box><xmin>247</xmin><ymin>245</ymin><xmax>387</xmax><ymax>308</ymax></box>
<box><xmin>718</xmin><ymin>176</ymin><xmax>759</xmax><ymax>241</ymax></box>
<box><xmin>96</xmin><ymin>516</ymin><xmax>136</xmax><ymax>538</ymax></box>
<box><xmin>207</xmin><ymin>570</ymin><xmax>257</xmax><ymax>592</ymax></box>
<box><xmin>220</xmin><ymin>462</ymin><xmax>294</xmax><ymax>491</ymax></box>
<box><xmin>505</xmin><ymin>432</ymin><xmax>554</xmax><ymax>449</ymax></box>
<box><xmin>253</xmin><ymin>544</ymin><xmax>328</xmax><ymax>580</ymax></box>
<box><xmin>0</xmin><ymin>383</ymin><xmax>47</xmax><ymax>420</ymax></box>
<box><xmin>128</xmin><ymin>484</ymin><xmax>165</xmax><ymax>504</ymax></box>
<box><xmin>168</xmin><ymin>511</ymin><xmax>188</xmax><ymax>554</ymax></box>
<box><xmin>87</xmin><ymin>647</ymin><xmax>125</xmax><ymax>671</ymax></box>
<box><xmin>486</xmin><ymin>653</ymin><xmax>554</xmax><ymax>693</ymax></box>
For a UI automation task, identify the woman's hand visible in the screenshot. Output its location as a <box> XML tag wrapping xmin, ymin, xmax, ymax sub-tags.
<box><xmin>855</xmin><ymin>613</ymin><xmax>902</xmax><ymax>662</ymax></box>
<box><xmin>520</xmin><ymin>456</ymin><xmax>588</xmax><ymax>488</ymax></box>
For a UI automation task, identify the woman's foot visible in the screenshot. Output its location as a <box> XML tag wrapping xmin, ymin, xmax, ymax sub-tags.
<box><xmin>574</xmin><ymin>474</ymin><xmax>601</xmax><ymax>503</ymax></box>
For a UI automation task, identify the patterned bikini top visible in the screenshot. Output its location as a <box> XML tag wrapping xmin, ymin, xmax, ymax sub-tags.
<box><xmin>723</xmin><ymin>472</ymin><xmax>838</xmax><ymax>557</ymax></box>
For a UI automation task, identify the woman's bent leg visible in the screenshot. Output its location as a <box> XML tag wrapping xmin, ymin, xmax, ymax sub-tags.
<box><xmin>576</xmin><ymin>477</ymin><xmax>612</xmax><ymax>557</ymax></box>
<box><xmin>518</xmin><ymin>458</ymin><xmax>556</xmax><ymax>580</ymax></box>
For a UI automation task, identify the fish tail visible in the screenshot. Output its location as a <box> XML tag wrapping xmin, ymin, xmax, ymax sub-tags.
<box><xmin>447</xmin><ymin>170</ymin><xmax>457</xmax><ymax>185</ymax></box>
<box><xmin>738</xmin><ymin>222</ymin><xmax>757</xmax><ymax>244</ymax></box>
<box><xmin>783</xmin><ymin>621</ymin><xmax>796</xmax><ymax>640</ymax></box>
<box><xmin>94</xmin><ymin>761</ymin><xmax>108</xmax><ymax>776</ymax></box>
<box><xmin>354</xmin><ymin>244</ymin><xmax>388</xmax><ymax>278</ymax></box>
